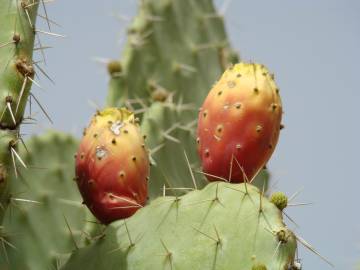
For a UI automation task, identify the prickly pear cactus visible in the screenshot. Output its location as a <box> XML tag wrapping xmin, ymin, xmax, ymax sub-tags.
<box><xmin>0</xmin><ymin>0</ymin><xmax>39</xmax><ymax>222</ymax></box>
<box><xmin>0</xmin><ymin>132</ymin><xmax>91</xmax><ymax>270</ymax></box>
<box><xmin>62</xmin><ymin>182</ymin><xmax>297</xmax><ymax>270</ymax></box>
<box><xmin>107</xmin><ymin>0</ymin><xmax>269</xmax><ymax>199</ymax></box>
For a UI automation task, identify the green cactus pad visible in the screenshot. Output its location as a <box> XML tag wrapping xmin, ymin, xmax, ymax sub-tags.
<box><xmin>0</xmin><ymin>131</ymin><xmax>93</xmax><ymax>270</ymax></box>
<box><xmin>62</xmin><ymin>182</ymin><xmax>297</xmax><ymax>270</ymax></box>
<box><xmin>0</xmin><ymin>0</ymin><xmax>38</xmax><ymax>128</ymax></box>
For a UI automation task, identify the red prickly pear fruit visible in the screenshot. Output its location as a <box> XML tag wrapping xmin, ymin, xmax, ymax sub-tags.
<box><xmin>75</xmin><ymin>108</ymin><xmax>149</xmax><ymax>224</ymax></box>
<box><xmin>197</xmin><ymin>63</ymin><xmax>282</xmax><ymax>183</ymax></box>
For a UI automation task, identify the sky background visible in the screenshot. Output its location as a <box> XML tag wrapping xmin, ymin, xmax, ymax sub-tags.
<box><xmin>25</xmin><ymin>1</ymin><xmax>360</xmax><ymax>269</ymax></box>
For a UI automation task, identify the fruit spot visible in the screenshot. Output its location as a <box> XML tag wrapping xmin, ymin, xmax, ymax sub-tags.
<box><xmin>234</xmin><ymin>102</ymin><xmax>241</xmax><ymax>109</ymax></box>
<box><xmin>204</xmin><ymin>149</ymin><xmax>210</xmax><ymax>157</ymax></box>
<box><xmin>196</xmin><ymin>137</ymin><xmax>200</xmax><ymax>144</ymax></box>
<box><xmin>216</xmin><ymin>124</ymin><xmax>223</xmax><ymax>134</ymax></box>
<box><xmin>271</xmin><ymin>103</ymin><xmax>278</xmax><ymax>111</ymax></box>
<box><xmin>111</xmin><ymin>138</ymin><xmax>116</xmax><ymax>145</ymax></box>
<box><xmin>223</xmin><ymin>103</ymin><xmax>230</xmax><ymax>110</ymax></box>
<box><xmin>227</xmin><ymin>80</ymin><xmax>236</xmax><ymax>88</ymax></box>
<box><xmin>119</xmin><ymin>170</ymin><xmax>126</xmax><ymax>178</ymax></box>
<box><xmin>236</xmin><ymin>144</ymin><xmax>241</xmax><ymax>149</ymax></box>
<box><xmin>124</xmin><ymin>129</ymin><xmax>129</xmax><ymax>134</ymax></box>
<box><xmin>96</xmin><ymin>146</ymin><xmax>107</xmax><ymax>160</ymax></box>
<box><xmin>132</xmin><ymin>156</ymin><xmax>137</xmax><ymax>162</ymax></box>
<box><xmin>217</xmin><ymin>91</ymin><xmax>223</xmax><ymax>96</ymax></box>
<box><xmin>253</xmin><ymin>88</ymin><xmax>259</xmax><ymax>94</ymax></box>
<box><xmin>236</xmin><ymin>73</ymin><xmax>241</xmax><ymax>78</ymax></box>
<box><xmin>280</xmin><ymin>124</ymin><xmax>285</xmax><ymax>130</ymax></box>
<box><xmin>110</xmin><ymin>120</ymin><xmax>124</xmax><ymax>135</ymax></box>
<box><xmin>256</xmin><ymin>125</ymin><xmax>262</xmax><ymax>133</ymax></box>
<box><xmin>203</xmin><ymin>110</ymin><xmax>208</xmax><ymax>118</ymax></box>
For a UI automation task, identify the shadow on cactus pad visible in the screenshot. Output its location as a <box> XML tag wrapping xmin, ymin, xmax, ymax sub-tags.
<box><xmin>0</xmin><ymin>131</ymin><xmax>96</xmax><ymax>270</ymax></box>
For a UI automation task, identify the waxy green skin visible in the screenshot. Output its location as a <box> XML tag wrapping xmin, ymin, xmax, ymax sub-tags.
<box><xmin>62</xmin><ymin>182</ymin><xmax>297</xmax><ymax>270</ymax></box>
<box><xmin>0</xmin><ymin>0</ymin><xmax>38</xmax><ymax>223</ymax></box>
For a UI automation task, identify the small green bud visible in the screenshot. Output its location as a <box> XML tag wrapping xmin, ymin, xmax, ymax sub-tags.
<box><xmin>270</xmin><ymin>191</ymin><xmax>288</xmax><ymax>210</ymax></box>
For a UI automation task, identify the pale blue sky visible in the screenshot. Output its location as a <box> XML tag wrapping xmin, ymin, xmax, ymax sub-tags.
<box><xmin>25</xmin><ymin>1</ymin><xmax>360</xmax><ymax>269</ymax></box>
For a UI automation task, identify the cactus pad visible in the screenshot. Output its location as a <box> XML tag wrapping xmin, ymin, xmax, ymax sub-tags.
<box><xmin>0</xmin><ymin>132</ymin><xmax>89</xmax><ymax>270</ymax></box>
<box><xmin>63</xmin><ymin>182</ymin><xmax>297</xmax><ymax>270</ymax></box>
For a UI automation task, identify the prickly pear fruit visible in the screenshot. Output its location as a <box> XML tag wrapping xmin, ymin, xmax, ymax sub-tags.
<box><xmin>197</xmin><ymin>63</ymin><xmax>282</xmax><ymax>182</ymax></box>
<box><xmin>75</xmin><ymin>108</ymin><xmax>149</xmax><ymax>224</ymax></box>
